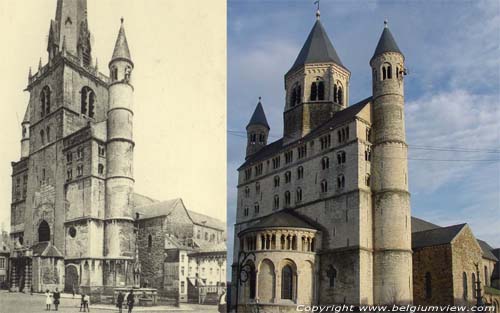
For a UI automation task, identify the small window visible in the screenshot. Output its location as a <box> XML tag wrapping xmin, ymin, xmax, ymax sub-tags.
<box><xmin>77</xmin><ymin>164</ymin><xmax>83</xmax><ymax>177</ymax></box>
<box><xmin>98</xmin><ymin>146</ymin><xmax>106</xmax><ymax>157</ymax></box>
<box><xmin>284</xmin><ymin>191</ymin><xmax>291</xmax><ymax>206</ymax></box>
<box><xmin>310</xmin><ymin>82</ymin><xmax>317</xmax><ymax>101</ymax></box>
<box><xmin>40</xmin><ymin>86</ymin><xmax>51</xmax><ymax>117</ymax></box>
<box><xmin>320</xmin><ymin>180</ymin><xmax>328</xmax><ymax>193</ymax></box>
<box><xmin>40</xmin><ymin>130</ymin><xmax>45</xmax><ymax>145</ymax></box>
<box><xmin>284</xmin><ymin>171</ymin><xmax>291</xmax><ymax>184</ymax></box>
<box><xmin>297</xmin><ymin>166</ymin><xmax>304</xmax><ymax>179</ymax></box>
<box><xmin>272</xmin><ymin>156</ymin><xmax>281</xmax><ymax>169</ymax></box>
<box><xmin>68</xmin><ymin>227</ymin><xmax>77</xmax><ymax>238</ymax></box>
<box><xmin>321</xmin><ymin>157</ymin><xmax>330</xmax><ymax>170</ymax></box>
<box><xmin>365</xmin><ymin>174</ymin><xmax>371</xmax><ymax>187</ymax></box>
<box><xmin>66</xmin><ymin>152</ymin><xmax>73</xmax><ymax>163</ymax></box>
<box><xmin>273</xmin><ymin>195</ymin><xmax>279</xmax><ymax>210</ymax></box>
<box><xmin>463</xmin><ymin>272</ymin><xmax>468</xmax><ymax>300</ymax></box>
<box><xmin>297</xmin><ymin>145</ymin><xmax>307</xmax><ymax>159</ymax></box>
<box><xmin>255</xmin><ymin>163</ymin><xmax>263</xmax><ymax>176</ymax></box>
<box><xmin>337</xmin><ymin>151</ymin><xmax>346</xmax><ymax>164</ymax></box>
<box><xmin>296</xmin><ymin>188</ymin><xmax>302</xmax><ymax>203</ymax></box>
<box><xmin>255</xmin><ymin>182</ymin><xmax>260</xmax><ymax>194</ymax></box>
<box><xmin>46</xmin><ymin>126</ymin><xmax>51</xmax><ymax>142</ymax></box>
<box><xmin>148</xmin><ymin>234</ymin><xmax>153</xmax><ymax>248</ymax></box>
<box><xmin>337</xmin><ymin>175</ymin><xmax>345</xmax><ymax>190</ymax></box>
<box><xmin>320</xmin><ymin>134</ymin><xmax>331</xmax><ymax>150</ymax></box>
<box><xmin>245</xmin><ymin>186</ymin><xmax>250</xmax><ymax>198</ymax></box>
<box><xmin>317</xmin><ymin>81</ymin><xmax>325</xmax><ymax>100</ymax></box>
<box><xmin>245</xmin><ymin>168</ymin><xmax>252</xmax><ymax>180</ymax></box>
<box><xmin>98</xmin><ymin>164</ymin><xmax>104</xmax><ymax>175</ymax></box>
<box><xmin>244</xmin><ymin>207</ymin><xmax>249</xmax><ymax>217</ymax></box>
<box><xmin>285</xmin><ymin>151</ymin><xmax>293</xmax><ymax>164</ymax></box>
<box><xmin>254</xmin><ymin>203</ymin><xmax>260</xmax><ymax>215</ymax></box>
<box><xmin>274</xmin><ymin>176</ymin><xmax>280</xmax><ymax>188</ymax></box>
<box><xmin>66</xmin><ymin>168</ymin><xmax>73</xmax><ymax>181</ymax></box>
<box><xmin>327</xmin><ymin>265</ymin><xmax>337</xmax><ymax>288</ymax></box>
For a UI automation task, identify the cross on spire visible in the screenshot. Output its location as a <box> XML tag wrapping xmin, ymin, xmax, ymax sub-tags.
<box><xmin>314</xmin><ymin>0</ymin><xmax>321</xmax><ymax>19</ymax></box>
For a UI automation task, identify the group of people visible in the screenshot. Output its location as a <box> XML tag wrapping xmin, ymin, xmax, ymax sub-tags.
<box><xmin>43</xmin><ymin>288</ymin><xmax>135</xmax><ymax>312</ymax></box>
<box><xmin>116</xmin><ymin>289</ymin><xmax>135</xmax><ymax>313</ymax></box>
<box><xmin>44</xmin><ymin>288</ymin><xmax>61</xmax><ymax>311</ymax></box>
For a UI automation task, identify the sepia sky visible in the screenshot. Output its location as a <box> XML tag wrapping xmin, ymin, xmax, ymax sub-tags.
<box><xmin>227</xmin><ymin>0</ymin><xmax>500</xmax><ymax>264</ymax></box>
<box><xmin>0</xmin><ymin>0</ymin><xmax>227</xmax><ymax>230</ymax></box>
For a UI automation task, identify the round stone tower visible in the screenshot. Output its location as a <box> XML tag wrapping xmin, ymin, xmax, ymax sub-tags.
<box><xmin>104</xmin><ymin>18</ymin><xmax>135</xmax><ymax>284</ymax></box>
<box><xmin>246</xmin><ymin>98</ymin><xmax>269</xmax><ymax>159</ymax></box>
<box><xmin>370</xmin><ymin>21</ymin><xmax>412</xmax><ymax>304</ymax></box>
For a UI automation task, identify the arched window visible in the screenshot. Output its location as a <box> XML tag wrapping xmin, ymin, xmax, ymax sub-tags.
<box><xmin>285</xmin><ymin>191</ymin><xmax>291</xmax><ymax>206</ymax></box>
<box><xmin>485</xmin><ymin>266</ymin><xmax>489</xmax><ymax>286</ymax></box>
<box><xmin>425</xmin><ymin>272</ymin><xmax>432</xmax><ymax>299</ymax></box>
<box><xmin>285</xmin><ymin>171</ymin><xmax>291</xmax><ymax>183</ymax></box>
<box><xmin>274</xmin><ymin>176</ymin><xmax>280</xmax><ymax>187</ymax></box>
<box><xmin>81</xmin><ymin>87</ymin><xmax>96</xmax><ymax>118</ymax></box>
<box><xmin>327</xmin><ymin>265</ymin><xmax>337</xmax><ymax>288</ymax></box>
<box><xmin>463</xmin><ymin>272</ymin><xmax>468</xmax><ymax>300</ymax></box>
<box><xmin>273</xmin><ymin>195</ymin><xmax>279</xmax><ymax>210</ymax></box>
<box><xmin>382</xmin><ymin>63</ymin><xmax>392</xmax><ymax>80</ymax></box>
<box><xmin>337</xmin><ymin>175</ymin><xmax>345</xmax><ymax>189</ymax></box>
<box><xmin>333</xmin><ymin>84</ymin><xmax>338</xmax><ymax>103</ymax></box>
<box><xmin>296</xmin><ymin>188</ymin><xmax>302</xmax><ymax>202</ymax></box>
<box><xmin>322</xmin><ymin>157</ymin><xmax>330</xmax><ymax>170</ymax></box>
<box><xmin>296</xmin><ymin>85</ymin><xmax>301</xmax><ymax>105</ymax></box>
<box><xmin>320</xmin><ymin>180</ymin><xmax>328</xmax><ymax>193</ymax></box>
<box><xmin>40</xmin><ymin>130</ymin><xmax>45</xmax><ymax>145</ymax></box>
<box><xmin>366</xmin><ymin>174</ymin><xmax>371</xmax><ymax>187</ymax></box>
<box><xmin>281</xmin><ymin>265</ymin><xmax>294</xmax><ymax>300</ymax></box>
<box><xmin>317</xmin><ymin>81</ymin><xmax>325</xmax><ymax>100</ymax></box>
<box><xmin>310</xmin><ymin>82</ymin><xmax>317</xmax><ymax>101</ymax></box>
<box><xmin>38</xmin><ymin>220</ymin><xmax>50</xmax><ymax>242</ymax></box>
<box><xmin>111</xmin><ymin>66</ymin><xmax>118</xmax><ymax>81</ymax></box>
<box><xmin>259</xmin><ymin>133</ymin><xmax>265</xmax><ymax>144</ymax></box>
<box><xmin>290</xmin><ymin>87</ymin><xmax>296</xmax><ymax>106</ymax></box>
<box><xmin>148</xmin><ymin>234</ymin><xmax>153</xmax><ymax>248</ymax></box>
<box><xmin>40</xmin><ymin>86</ymin><xmax>51</xmax><ymax>117</ymax></box>
<box><xmin>472</xmin><ymin>273</ymin><xmax>476</xmax><ymax>298</ymax></box>
<box><xmin>337</xmin><ymin>151</ymin><xmax>346</xmax><ymax>164</ymax></box>
<box><xmin>297</xmin><ymin>166</ymin><xmax>304</xmax><ymax>179</ymax></box>
<box><xmin>337</xmin><ymin>86</ymin><xmax>343</xmax><ymax>105</ymax></box>
<box><xmin>98</xmin><ymin>164</ymin><xmax>104</xmax><ymax>175</ymax></box>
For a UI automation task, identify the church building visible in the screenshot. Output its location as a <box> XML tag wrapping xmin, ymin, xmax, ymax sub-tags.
<box><xmin>230</xmin><ymin>9</ymin><xmax>500</xmax><ymax>312</ymax></box>
<box><xmin>8</xmin><ymin>0</ymin><xmax>227</xmax><ymax>299</ymax></box>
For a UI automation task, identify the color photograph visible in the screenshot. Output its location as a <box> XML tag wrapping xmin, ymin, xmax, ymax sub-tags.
<box><xmin>227</xmin><ymin>1</ymin><xmax>500</xmax><ymax>312</ymax></box>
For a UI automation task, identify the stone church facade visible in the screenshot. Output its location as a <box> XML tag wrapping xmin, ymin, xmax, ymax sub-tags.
<box><xmin>8</xmin><ymin>0</ymin><xmax>227</xmax><ymax>299</ymax></box>
<box><xmin>230</xmin><ymin>12</ymin><xmax>500</xmax><ymax>313</ymax></box>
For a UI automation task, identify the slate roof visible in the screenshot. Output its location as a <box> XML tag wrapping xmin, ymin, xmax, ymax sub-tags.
<box><xmin>411</xmin><ymin>217</ymin><xmax>498</xmax><ymax>261</ymax></box>
<box><xmin>288</xmin><ymin>19</ymin><xmax>344</xmax><ymax>74</ymax></box>
<box><xmin>247</xmin><ymin>101</ymin><xmax>270</xmax><ymax>130</ymax></box>
<box><xmin>239</xmin><ymin>210</ymin><xmax>318</xmax><ymax>235</ymax></box>
<box><xmin>111</xmin><ymin>20</ymin><xmax>132</xmax><ymax>64</ymax></box>
<box><xmin>31</xmin><ymin>242</ymin><xmax>63</xmax><ymax>258</ymax></box>
<box><xmin>478</xmin><ymin>240</ymin><xmax>499</xmax><ymax>261</ymax></box>
<box><xmin>372</xmin><ymin>24</ymin><xmax>402</xmax><ymax>61</ymax></box>
<box><xmin>188</xmin><ymin>210</ymin><xmax>226</xmax><ymax>231</ymax></box>
<box><xmin>412</xmin><ymin>223</ymin><xmax>466</xmax><ymax>249</ymax></box>
<box><xmin>411</xmin><ymin>217</ymin><xmax>440</xmax><ymax>233</ymax></box>
<box><xmin>134</xmin><ymin>195</ymin><xmax>225</xmax><ymax>231</ymax></box>
<box><xmin>239</xmin><ymin>97</ymin><xmax>371</xmax><ymax>169</ymax></box>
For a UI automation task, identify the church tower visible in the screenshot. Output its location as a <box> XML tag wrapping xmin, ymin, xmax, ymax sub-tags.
<box><xmin>283</xmin><ymin>11</ymin><xmax>350</xmax><ymax>145</ymax></box>
<box><xmin>370</xmin><ymin>21</ymin><xmax>412</xmax><ymax>304</ymax></box>
<box><xmin>246</xmin><ymin>98</ymin><xmax>269</xmax><ymax>159</ymax></box>
<box><xmin>104</xmin><ymin>19</ymin><xmax>135</xmax><ymax>285</ymax></box>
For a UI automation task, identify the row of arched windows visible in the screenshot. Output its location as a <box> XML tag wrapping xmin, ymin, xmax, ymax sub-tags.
<box><xmin>40</xmin><ymin>126</ymin><xmax>52</xmax><ymax>145</ymax></box>
<box><xmin>249</xmin><ymin>132</ymin><xmax>266</xmax><ymax>145</ymax></box>
<box><xmin>245</xmin><ymin>260</ymin><xmax>298</xmax><ymax>302</ymax></box>
<box><xmin>310</xmin><ymin>80</ymin><xmax>325</xmax><ymax>101</ymax></box>
<box><xmin>273</xmin><ymin>188</ymin><xmax>303</xmax><ymax>209</ymax></box>
<box><xmin>374</xmin><ymin>63</ymin><xmax>403</xmax><ymax>81</ymax></box>
<box><xmin>290</xmin><ymin>84</ymin><xmax>302</xmax><ymax>107</ymax></box>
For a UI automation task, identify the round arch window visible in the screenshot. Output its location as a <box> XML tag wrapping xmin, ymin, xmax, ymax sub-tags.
<box><xmin>69</xmin><ymin>227</ymin><xmax>77</xmax><ymax>238</ymax></box>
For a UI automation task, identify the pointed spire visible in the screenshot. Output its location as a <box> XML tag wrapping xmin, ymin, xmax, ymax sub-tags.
<box><xmin>247</xmin><ymin>97</ymin><xmax>270</xmax><ymax>130</ymax></box>
<box><xmin>288</xmin><ymin>19</ymin><xmax>344</xmax><ymax>74</ymax></box>
<box><xmin>54</xmin><ymin>0</ymin><xmax>89</xmax><ymax>55</ymax></box>
<box><xmin>38</xmin><ymin>58</ymin><xmax>42</xmax><ymax>70</ymax></box>
<box><xmin>372</xmin><ymin>20</ymin><xmax>403</xmax><ymax>61</ymax></box>
<box><xmin>110</xmin><ymin>18</ymin><xmax>133</xmax><ymax>66</ymax></box>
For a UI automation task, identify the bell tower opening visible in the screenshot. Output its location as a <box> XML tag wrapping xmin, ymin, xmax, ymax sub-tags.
<box><xmin>38</xmin><ymin>220</ymin><xmax>51</xmax><ymax>242</ymax></box>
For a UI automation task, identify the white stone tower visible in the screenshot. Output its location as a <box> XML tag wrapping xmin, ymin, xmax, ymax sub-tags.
<box><xmin>370</xmin><ymin>21</ymin><xmax>412</xmax><ymax>304</ymax></box>
<box><xmin>246</xmin><ymin>98</ymin><xmax>270</xmax><ymax>159</ymax></box>
<box><xmin>105</xmin><ymin>18</ymin><xmax>135</xmax><ymax>285</ymax></box>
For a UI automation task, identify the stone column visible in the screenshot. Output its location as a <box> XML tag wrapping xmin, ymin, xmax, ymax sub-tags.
<box><xmin>274</xmin><ymin>270</ymin><xmax>280</xmax><ymax>304</ymax></box>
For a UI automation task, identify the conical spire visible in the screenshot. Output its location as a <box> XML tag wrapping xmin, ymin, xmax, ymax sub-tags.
<box><xmin>54</xmin><ymin>0</ymin><xmax>89</xmax><ymax>56</ymax></box>
<box><xmin>110</xmin><ymin>18</ymin><xmax>132</xmax><ymax>65</ymax></box>
<box><xmin>288</xmin><ymin>19</ymin><xmax>343</xmax><ymax>74</ymax></box>
<box><xmin>372</xmin><ymin>20</ymin><xmax>403</xmax><ymax>61</ymax></box>
<box><xmin>247</xmin><ymin>98</ymin><xmax>270</xmax><ymax>130</ymax></box>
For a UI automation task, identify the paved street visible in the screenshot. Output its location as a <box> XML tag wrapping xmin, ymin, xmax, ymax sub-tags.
<box><xmin>0</xmin><ymin>292</ymin><xmax>219</xmax><ymax>313</ymax></box>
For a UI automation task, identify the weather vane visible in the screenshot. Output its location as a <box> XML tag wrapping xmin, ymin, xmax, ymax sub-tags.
<box><xmin>314</xmin><ymin>0</ymin><xmax>321</xmax><ymax>19</ymax></box>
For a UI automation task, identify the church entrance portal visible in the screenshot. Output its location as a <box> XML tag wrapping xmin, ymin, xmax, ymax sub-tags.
<box><xmin>64</xmin><ymin>265</ymin><xmax>79</xmax><ymax>293</ymax></box>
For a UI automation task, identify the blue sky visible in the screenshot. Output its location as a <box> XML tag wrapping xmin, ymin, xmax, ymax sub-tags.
<box><xmin>227</xmin><ymin>0</ymin><xmax>500</xmax><ymax>267</ymax></box>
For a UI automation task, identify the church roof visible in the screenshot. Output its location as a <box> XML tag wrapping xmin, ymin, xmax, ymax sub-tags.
<box><xmin>134</xmin><ymin>195</ymin><xmax>225</xmax><ymax>231</ymax></box>
<box><xmin>372</xmin><ymin>23</ymin><xmax>402</xmax><ymax>61</ymax></box>
<box><xmin>239</xmin><ymin>210</ymin><xmax>318</xmax><ymax>235</ymax></box>
<box><xmin>239</xmin><ymin>97</ymin><xmax>371</xmax><ymax>169</ymax></box>
<box><xmin>31</xmin><ymin>242</ymin><xmax>64</xmax><ymax>258</ymax></box>
<box><xmin>411</xmin><ymin>216</ymin><xmax>440</xmax><ymax>233</ymax></box>
<box><xmin>111</xmin><ymin>19</ymin><xmax>132</xmax><ymax>65</ymax></box>
<box><xmin>247</xmin><ymin>100</ymin><xmax>270</xmax><ymax>130</ymax></box>
<box><xmin>288</xmin><ymin>19</ymin><xmax>345</xmax><ymax>74</ymax></box>
<box><xmin>411</xmin><ymin>216</ymin><xmax>498</xmax><ymax>261</ymax></box>
<box><xmin>412</xmin><ymin>223</ymin><xmax>466</xmax><ymax>249</ymax></box>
